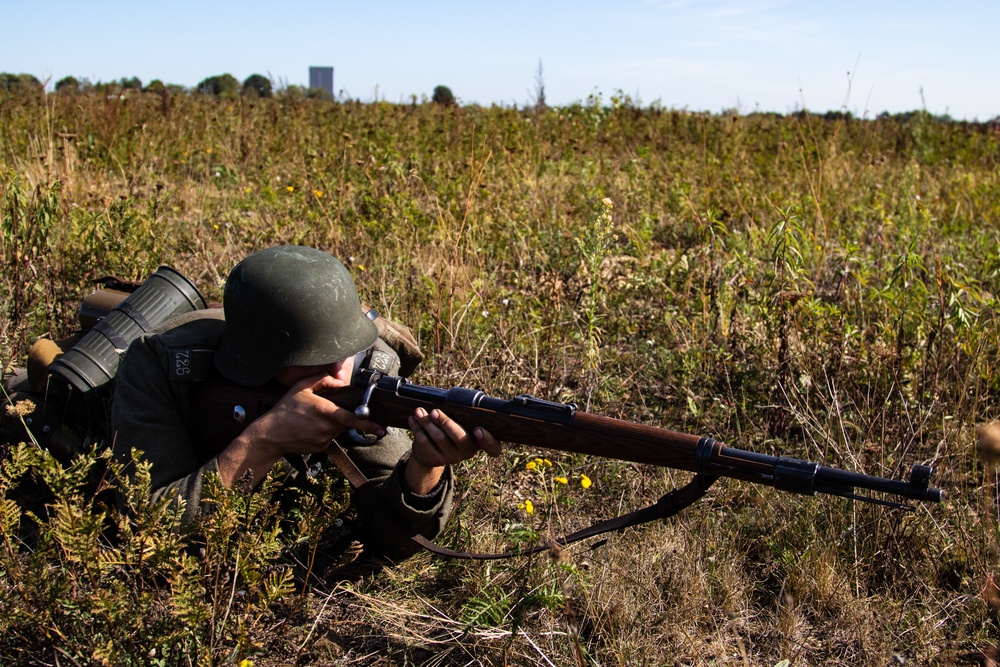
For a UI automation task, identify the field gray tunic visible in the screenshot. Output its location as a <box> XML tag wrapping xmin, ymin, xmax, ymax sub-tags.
<box><xmin>109</xmin><ymin>309</ymin><xmax>453</xmax><ymax>556</ymax></box>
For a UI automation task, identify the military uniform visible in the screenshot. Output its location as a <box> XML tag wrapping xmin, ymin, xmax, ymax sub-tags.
<box><xmin>110</xmin><ymin>308</ymin><xmax>453</xmax><ymax>555</ymax></box>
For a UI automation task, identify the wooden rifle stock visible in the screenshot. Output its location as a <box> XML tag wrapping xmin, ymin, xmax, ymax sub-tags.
<box><xmin>192</xmin><ymin>370</ymin><xmax>942</xmax><ymax>510</ymax></box>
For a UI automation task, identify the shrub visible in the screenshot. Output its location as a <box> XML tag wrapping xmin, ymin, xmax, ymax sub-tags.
<box><xmin>119</xmin><ymin>76</ymin><xmax>142</xmax><ymax>90</ymax></box>
<box><xmin>143</xmin><ymin>79</ymin><xmax>166</xmax><ymax>94</ymax></box>
<box><xmin>0</xmin><ymin>442</ymin><xmax>346</xmax><ymax>664</ymax></box>
<box><xmin>306</xmin><ymin>86</ymin><xmax>333</xmax><ymax>101</ymax></box>
<box><xmin>432</xmin><ymin>84</ymin><xmax>455</xmax><ymax>106</ymax></box>
<box><xmin>0</xmin><ymin>73</ymin><xmax>41</xmax><ymax>92</ymax></box>
<box><xmin>55</xmin><ymin>76</ymin><xmax>79</xmax><ymax>93</ymax></box>
<box><xmin>195</xmin><ymin>73</ymin><xmax>240</xmax><ymax>98</ymax></box>
<box><xmin>242</xmin><ymin>73</ymin><xmax>272</xmax><ymax>98</ymax></box>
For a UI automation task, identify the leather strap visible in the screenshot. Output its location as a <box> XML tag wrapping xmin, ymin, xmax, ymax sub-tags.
<box><xmin>325</xmin><ymin>440</ymin><xmax>718</xmax><ymax>560</ymax></box>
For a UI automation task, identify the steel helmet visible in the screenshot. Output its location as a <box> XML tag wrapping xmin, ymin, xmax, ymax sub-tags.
<box><xmin>214</xmin><ymin>246</ymin><xmax>378</xmax><ymax>386</ymax></box>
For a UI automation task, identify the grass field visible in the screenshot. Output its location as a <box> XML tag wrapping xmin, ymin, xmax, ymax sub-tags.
<box><xmin>2</xmin><ymin>86</ymin><xmax>1000</xmax><ymax>666</ymax></box>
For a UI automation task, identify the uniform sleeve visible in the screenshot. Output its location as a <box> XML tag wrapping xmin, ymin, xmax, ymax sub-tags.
<box><xmin>343</xmin><ymin>427</ymin><xmax>455</xmax><ymax>558</ymax></box>
<box><xmin>110</xmin><ymin>336</ymin><xmax>217</xmax><ymax>524</ymax></box>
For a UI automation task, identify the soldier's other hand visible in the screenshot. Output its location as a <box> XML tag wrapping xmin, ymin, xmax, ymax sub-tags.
<box><xmin>407</xmin><ymin>407</ymin><xmax>502</xmax><ymax>468</ymax></box>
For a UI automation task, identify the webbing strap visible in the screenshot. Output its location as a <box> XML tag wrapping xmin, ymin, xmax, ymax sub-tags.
<box><xmin>325</xmin><ymin>440</ymin><xmax>717</xmax><ymax>560</ymax></box>
<box><xmin>116</xmin><ymin>301</ymin><xmax>153</xmax><ymax>332</ymax></box>
<box><xmin>90</xmin><ymin>301</ymin><xmax>154</xmax><ymax>353</ymax></box>
<box><xmin>92</xmin><ymin>319</ymin><xmax>130</xmax><ymax>353</ymax></box>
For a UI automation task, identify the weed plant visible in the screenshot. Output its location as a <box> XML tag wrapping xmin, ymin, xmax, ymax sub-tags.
<box><xmin>1</xmin><ymin>87</ymin><xmax>999</xmax><ymax>665</ymax></box>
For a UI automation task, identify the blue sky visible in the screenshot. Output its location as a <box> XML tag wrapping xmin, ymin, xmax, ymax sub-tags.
<box><xmin>2</xmin><ymin>1</ymin><xmax>997</xmax><ymax>120</ymax></box>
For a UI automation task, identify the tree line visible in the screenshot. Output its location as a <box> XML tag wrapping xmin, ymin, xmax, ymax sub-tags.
<box><xmin>3</xmin><ymin>71</ymin><xmax>990</xmax><ymax>121</ymax></box>
<box><xmin>0</xmin><ymin>72</ymin><xmax>307</xmax><ymax>100</ymax></box>
<box><xmin>0</xmin><ymin>72</ymin><xmax>467</xmax><ymax>108</ymax></box>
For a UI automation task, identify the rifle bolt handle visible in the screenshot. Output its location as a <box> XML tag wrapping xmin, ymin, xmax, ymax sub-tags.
<box><xmin>354</xmin><ymin>379</ymin><xmax>379</xmax><ymax>420</ymax></box>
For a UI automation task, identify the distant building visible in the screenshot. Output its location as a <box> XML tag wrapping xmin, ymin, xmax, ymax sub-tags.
<box><xmin>309</xmin><ymin>67</ymin><xmax>334</xmax><ymax>97</ymax></box>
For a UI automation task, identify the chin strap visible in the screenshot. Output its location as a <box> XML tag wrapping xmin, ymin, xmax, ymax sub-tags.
<box><xmin>325</xmin><ymin>440</ymin><xmax>718</xmax><ymax>560</ymax></box>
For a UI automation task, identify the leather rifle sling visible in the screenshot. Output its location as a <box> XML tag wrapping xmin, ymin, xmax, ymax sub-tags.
<box><xmin>325</xmin><ymin>440</ymin><xmax>718</xmax><ymax>560</ymax></box>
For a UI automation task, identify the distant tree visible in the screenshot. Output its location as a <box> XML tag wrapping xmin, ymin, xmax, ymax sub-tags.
<box><xmin>119</xmin><ymin>76</ymin><xmax>142</xmax><ymax>90</ymax></box>
<box><xmin>432</xmin><ymin>85</ymin><xmax>455</xmax><ymax>107</ymax></box>
<box><xmin>144</xmin><ymin>79</ymin><xmax>166</xmax><ymax>94</ymax></box>
<box><xmin>277</xmin><ymin>84</ymin><xmax>307</xmax><ymax>101</ymax></box>
<box><xmin>55</xmin><ymin>76</ymin><xmax>80</xmax><ymax>93</ymax></box>
<box><xmin>0</xmin><ymin>73</ymin><xmax>42</xmax><ymax>92</ymax></box>
<box><xmin>242</xmin><ymin>73</ymin><xmax>272</xmax><ymax>98</ymax></box>
<box><xmin>196</xmin><ymin>73</ymin><xmax>240</xmax><ymax>98</ymax></box>
<box><xmin>532</xmin><ymin>59</ymin><xmax>546</xmax><ymax>112</ymax></box>
<box><xmin>823</xmin><ymin>110</ymin><xmax>852</xmax><ymax>122</ymax></box>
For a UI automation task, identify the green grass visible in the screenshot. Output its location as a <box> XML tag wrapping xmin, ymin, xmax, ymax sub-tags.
<box><xmin>1</xmin><ymin>87</ymin><xmax>999</xmax><ymax>665</ymax></box>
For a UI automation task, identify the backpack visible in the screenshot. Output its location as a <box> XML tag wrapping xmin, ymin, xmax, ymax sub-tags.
<box><xmin>2</xmin><ymin>269</ymin><xmax>204</xmax><ymax>460</ymax></box>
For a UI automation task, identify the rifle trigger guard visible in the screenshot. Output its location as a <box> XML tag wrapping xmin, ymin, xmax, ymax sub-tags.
<box><xmin>347</xmin><ymin>429</ymin><xmax>380</xmax><ymax>443</ymax></box>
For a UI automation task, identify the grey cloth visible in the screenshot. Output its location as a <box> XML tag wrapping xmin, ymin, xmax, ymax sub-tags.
<box><xmin>109</xmin><ymin>309</ymin><xmax>452</xmax><ymax>557</ymax></box>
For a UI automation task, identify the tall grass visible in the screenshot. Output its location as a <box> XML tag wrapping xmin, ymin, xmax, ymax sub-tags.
<box><xmin>1</xmin><ymin>87</ymin><xmax>999</xmax><ymax>665</ymax></box>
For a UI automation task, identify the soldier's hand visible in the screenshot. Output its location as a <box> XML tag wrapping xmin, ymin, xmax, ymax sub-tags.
<box><xmin>218</xmin><ymin>366</ymin><xmax>386</xmax><ymax>488</ymax></box>
<box><xmin>256</xmin><ymin>371</ymin><xmax>385</xmax><ymax>457</ymax></box>
<box><xmin>403</xmin><ymin>407</ymin><xmax>501</xmax><ymax>495</ymax></box>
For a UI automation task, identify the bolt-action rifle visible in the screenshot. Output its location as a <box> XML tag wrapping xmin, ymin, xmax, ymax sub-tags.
<box><xmin>193</xmin><ymin>368</ymin><xmax>942</xmax><ymax>558</ymax></box>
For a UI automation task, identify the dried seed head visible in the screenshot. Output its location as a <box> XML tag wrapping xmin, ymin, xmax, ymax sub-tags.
<box><xmin>977</xmin><ymin>421</ymin><xmax>1000</xmax><ymax>468</ymax></box>
<box><xmin>5</xmin><ymin>399</ymin><xmax>36</xmax><ymax>419</ymax></box>
<box><xmin>547</xmin><ymin>541</ymin><xmax>567</xmax><ymax>564</ymax></box>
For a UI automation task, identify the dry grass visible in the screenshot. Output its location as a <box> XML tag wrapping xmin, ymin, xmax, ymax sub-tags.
<box><xmin>1</xmin><ymin>87</ymin><xmax>999</xmax><ymax>665</ymax></box>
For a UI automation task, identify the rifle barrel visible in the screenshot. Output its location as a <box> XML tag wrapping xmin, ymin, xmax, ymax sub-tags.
<box><xmin>707</xmin><ymin>445</ymin><xmax>942</xmax><ymax>504</ymax></box>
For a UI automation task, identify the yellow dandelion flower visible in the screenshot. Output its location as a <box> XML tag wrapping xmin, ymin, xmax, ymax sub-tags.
<box><xmin>524</xmin><ymin>499</ymin><xmax>534</xmax><ymax>514</ymax></box>
<box><xmin>357</xmin><ymin>264</ymin><xmax>365</xmax><ymax>271</ymax></box>
<box><xmin>286</xmin><ymin>186</ymin><xmax>294</xmax><ymax>192</ymax></box>
<box><xmin>542</xmin><ymin>459</ymin><xmax>552</xmax><ymax>467</ymax></box>
<box><xmin>213</xmin><ymin>224</ymin><xmax>219</xmax><ymax>230</ymax></box>
<box><xmin>526</xmin><ymin>461</ymin><xmax>538</xmax><ymax>471</ymax></box>
<box><xmin>244</xmin><ymin>186</ymin><xmax>251</xmax><ymax>193</ymax></box>
<box><xmin>239</xmin><ymin>660</ymin><xmax>253</xmax><ymax>667</ymax></box>
<box><xmin>205</xmin><ymin>148</ymin><xmax>212</xmax><ymax>154</ymax></box>
<box><xmin>554</xmin><ymin>477</ymin><xmax>568</xmax><ymax>485</ymax></box>
<box><xmin>313</xmin><ymin>189</ymin><xmax>324</xmax><ymax>198</ymax></box>
<box><xmin>580</xmin><ymin>474</ymin><xmax>592</xmax><ymax>489</ymax></box>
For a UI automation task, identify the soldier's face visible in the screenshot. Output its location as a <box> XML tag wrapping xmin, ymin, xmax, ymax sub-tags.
<box><xmin>272</xmin><ymin>355</ymin><xmax>355</xmax><ymax>387</ymax></box>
